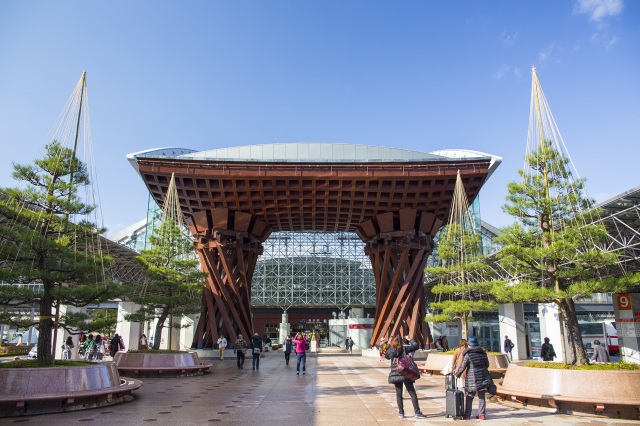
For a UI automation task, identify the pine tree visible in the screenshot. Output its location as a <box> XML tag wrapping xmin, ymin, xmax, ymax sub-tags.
<box><xmin>425</xmin><ymin>173</ymin><xmax>497</xmax><ymax>340</ymax></box>
<box><xmin>492</xmin><ymin>140</ymin><xmax>630</xmax><ymax>365</ymax></box>
<box><xmin>126</xmin><ymin>219</ymin><xmax>205</xmax><ymax>350</ymax></box>
<box><xmin>0</xmin><ymin>141</ymin><xmax>121</xmax><ymax>362</ymax></box>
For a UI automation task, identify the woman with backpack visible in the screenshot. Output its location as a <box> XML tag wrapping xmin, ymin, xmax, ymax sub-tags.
<box><xmin>385</xmin><ymin>335</ymin><xmax>427</xmax><ymax>419</ymax></box>
<box><xmin>540</xmin><ymin>337</ymin><xmax>556</xmax><ymax>361</ymax></box>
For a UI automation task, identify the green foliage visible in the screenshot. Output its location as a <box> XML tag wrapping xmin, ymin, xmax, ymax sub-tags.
<box><xmin>492</xmin><ymin>140</ymin><xmax>633</xmax><ymax>365</ymax></box>
<box><xmin>425</xmin><ymin>222</ymin><xmax>496</xmax><ymax>334</ymax></box>
<box><xmin>0</xmin><ymin>141</ymin><xmax>123</xmax><ymax>362</ymax></box>
<box><xmin>524</xmin><ymin>361</ymin><xmax>640</xmax><ymax>371</ymax></box>
<box><xmin>126</xmin><ymin>219</ymin><xmax>206</xmax><ymax>349</ymax></box>
<box><xmin>495</xmin><ymin>140</ymin><xmax>620</xmax><ymax>299</ymax></box>
<box><xmin>0</xmin><ymin>360</ymin><xmax>93</xmax><ymax>368</ymax></box>
<box><xmin>126</xmin><ymin>349</ymin><xmax>187</xmax><ymax>354</ymax></box>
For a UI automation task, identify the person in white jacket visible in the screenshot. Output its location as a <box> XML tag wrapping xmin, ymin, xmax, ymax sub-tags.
<box><xmin>217</xmin><ymin>336</ymin><xmax>228</xmax><ymax>360</ymax></box>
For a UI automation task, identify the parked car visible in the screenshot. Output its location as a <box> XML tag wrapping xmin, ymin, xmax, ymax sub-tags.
<box><xmin>27</xmin><ymin>344</ymin><xmax>37</xmax><ymax>359</ymax></box>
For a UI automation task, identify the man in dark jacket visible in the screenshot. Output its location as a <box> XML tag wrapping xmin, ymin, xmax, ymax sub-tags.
<box><xmin>250</xmin><ymin>333</ymin><xmax>263</xmax><ymax>370</ymax></box>
<box><xmin>455</xmin><ymin>336</ymin><xmax>490</xmax><ymax>420</ymax></box>
<box><xmin>503</xmin><ymin>335</ymin><xmax>514</xmax><ymax>361</ymax></box>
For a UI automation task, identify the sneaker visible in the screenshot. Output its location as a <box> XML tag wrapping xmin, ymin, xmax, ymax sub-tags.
<box><xmin>398</xmin><ymin>413</ymin><xmax>404</xmax><ymax>419</ymax></box>
<box><xmin>297</xmin><ymin>372</ymin><xmax>299</xmax><ymax>375</ymax></box>
<box><xmin>462</xmin><ymin>415</ymin><xmax>471</xmax><ymax>420</ymax></box>
<box><xmin>303</xmin><ymin>372</ymin><xmax>306</xmax><ymax>375</ymax></box>
<box><xmin>414</xmin><ymin>412</ymin><xmax>427</xmax><ymax>418</ymax></box>
<box><xmin>476</xmin><ymin>415</ymin><xmax>486</xmax><ymax>420</ymax></box>
<box><xmin>252</xmin><ymin>367</ymin><xmax>255</xmax><ymax>370</ymax></box>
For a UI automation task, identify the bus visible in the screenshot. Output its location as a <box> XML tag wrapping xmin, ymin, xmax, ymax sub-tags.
<box><xmin>578</xmin><ymin>321</ymin><xmax>618</xmax><ymax>357</ymax></box>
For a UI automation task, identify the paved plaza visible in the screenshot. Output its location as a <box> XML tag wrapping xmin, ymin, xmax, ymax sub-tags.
<box><xmin>2</xmin><ymin>352</ymin><xmax>637</xmax><ymax>426</ymax></box>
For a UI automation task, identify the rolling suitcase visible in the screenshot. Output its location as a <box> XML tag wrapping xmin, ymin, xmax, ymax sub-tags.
<box><xmin>445</xmin><ymin>388</ymin><xmax>465</xmax><ymax>420</ymax></box>
<box><xmin>445</xmin><ymin>373</ymin><xmax>456</xmax><ymax>390</ymax></box>
<box><xmin>445</xmin><ymin>375</ymin><xmax>464</xmax><ymax>420</ymax></box>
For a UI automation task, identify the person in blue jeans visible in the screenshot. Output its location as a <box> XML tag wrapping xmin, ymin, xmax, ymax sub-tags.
<box><xmin>293</xmin><ymin>332</ymin><xmax>307</xmax><ymax>375</ymax></box>
<box><xmin>251</xmin><ymin>333</ymin><xmax>263</xmax><ymax>370</ymax></box>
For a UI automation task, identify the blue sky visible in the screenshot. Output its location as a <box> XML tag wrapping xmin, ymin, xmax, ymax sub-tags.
<box><xmin>1</xmin><ymin>0</ymin><xmax>638</xmax><ymax>234</ymax></box>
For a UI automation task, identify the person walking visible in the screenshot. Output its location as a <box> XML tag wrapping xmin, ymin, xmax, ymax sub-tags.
<box><xmin>503</xmin><ymin>335</ymin><xmax>514</xmax><ymax>361</ymax></box>
<box><xmin>348</xmin><ymin>337</ymin><xmax>354</xmax><ymax>353</ymax></box>
<box><xmin>590</xmin><ymin>340</ymin><xmax>610</xmax><ymax>363</ymax></box>
<box><xmin>283</xmin><ymin>335</ymin><xmax>293</xmax><ymax>365</ymax></box>
<box><xmin>451</xmin><ymin>338</ymin><xmax>468</xmax><ymax>391</ymax></box>
<box><xmin>94</xmin><ymin>335</ymin><xmax>104</xmax><ymax>360</ymax></box>
<box><xmin>293</xmin><ymin>332</ymin><xmax>307</xmax><ymax>375</ymax></box>
<box><xmin>234</xmin><ymin>334</ymin><xmax>247</xmax><ymax>369</ymax></box>
<box><xmin>251</xmin><ymin>333</ymin><xmax>263</xmax><ymax>370</ymax></box>
<box><xmin>84</xmin><ymin>334</ymin><xmax>96</xmax><ymax>360</ymax></box>
<box><xmin>379</xmin><ymin>337</ymin><xmax>389</xmax><ymax>361</ymax></box>
<box><xmin>78</xmin><ymin>333</ymin><xmax>87</xmax><ymax>359</ymax></box>
<box><xmin>110</xmin><ymin>333</ymin><xmax>123</xmax><ymax>358</ymax></box>
<box><xmin>140</xmin><ymin>333</ymin><xmax>148</xmax><ymax>350</ymax></box>
<box><xmin>455</xmin><ymin>336</ymin><xmax>490</xmax><ymax>420</ymax></box>
<box><xmin>540</xmin><ymin>337</ymin><xmax>556</xmax><ymax>362</ymax></box>
<box><xmin>62</xmin><ymin>336</ymin><xmax>74</xmax><ymax>360</ymax></box>
<box><xmin>385</xmin><ymin>335</ymin><xmax>427</xmax><ymax>419</ymax></box>
<box><xmin>218</xmin><ymin>336</ymin><xmax>228</xmax><ymax>361</ymax></box>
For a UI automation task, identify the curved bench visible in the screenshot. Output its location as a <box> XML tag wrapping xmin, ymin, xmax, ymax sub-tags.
<box><xmin>0</xmin><ymin>362</ymin><xmax>142</xmax><ymax>416</ymax></box>
<box><xmin>114</xmin><ymin>351</ymin><xmax>212</xmax><ymax>377</ymax></box>
<box><xmin>418</xmin><ymin>352</ymin><xmax>509</xmax><ymax>379</ymax></box>
<box><xmin>497</xmin><ymin>364</ymin><xmax>640</xmax><ymax>416</ymax></box>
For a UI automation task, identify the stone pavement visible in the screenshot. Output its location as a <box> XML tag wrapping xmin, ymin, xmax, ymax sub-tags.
<box><xmin>2</xmin><ymin>352</ymin><xmax>637</xmax><ymax>426</ymax></box>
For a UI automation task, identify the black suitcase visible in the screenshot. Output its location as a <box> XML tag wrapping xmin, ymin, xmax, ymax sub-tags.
<box><xmin>445</xmin><ymin>388</ymin><xmax>465</xmax><ymax>420</ymax></box>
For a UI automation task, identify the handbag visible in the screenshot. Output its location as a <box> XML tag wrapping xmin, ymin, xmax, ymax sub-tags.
<box><xmin>487</xmin><ymin>375</ymin><xmax>497</xmax><ymax>395</ymax></box>
<box><xmin>396</xmin><ymin>354</ymin><xmax>420</xmax><ymax>381</ymax></box>
<box><xmin>253</xmin><ymin>347</ymin><xmax>261</xmax><ymax>354</ymax></box>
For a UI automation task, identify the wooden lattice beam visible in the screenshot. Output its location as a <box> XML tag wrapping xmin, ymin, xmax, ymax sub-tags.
<box><xmin>359</xmin><ymin>209</ymin><xmax>441</xmax><ymax>348</ymax></box>
<box><xmin>189</xmin><ymin>208</ymin><xmax>270</xmax><ymax>349</ymax></box>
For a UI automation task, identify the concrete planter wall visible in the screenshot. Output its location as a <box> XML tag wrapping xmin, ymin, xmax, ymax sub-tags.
<box><xmin>501</xmin><ymin>363</ymin><xmax>640</xmax><ymax>403</ymax></box>
<box><xmin>0</xmin><ymin>362</ymin><xmax>141</xmax><ymax>416</ymax></box>
<box><xmin>114</xmin><ymin>351</ymin><xmax>211</xmax><ymax>377</ymax></box>
<box><xmin>420</xmin><ymin>352</ymin><xmax>509</xmax><ymax>378</ymax></box>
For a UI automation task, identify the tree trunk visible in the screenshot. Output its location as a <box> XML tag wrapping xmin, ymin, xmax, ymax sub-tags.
<box><xmin>38</xmin><ymin>283</ymin><xmax>54</xmax><ymax>362</ymax></box>
<box><xmin>558</xmin><ymin>297</ymin><xmax>589</xmax><ymax>366</ymax></box>
<box><xmin>152</xmin><ymin>306</ymin><xmax>170</xmax><ymax>350</ymax></box>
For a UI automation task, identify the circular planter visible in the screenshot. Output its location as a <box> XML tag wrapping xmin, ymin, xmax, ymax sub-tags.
<box><xmin>0</xmin><ymin>362</ymin><xmax>142</xmax><ymax>417</ymax></box>
<box><xmin>498</xmin><ymin>363</ymin><xmax>640</xmax><ymax>418</ymax></box>
<box><xmin>114</xmin><ymin>351</ymin><xmax>212</xmax><ymax>377</ymax></box>
<box><xmin>421</xmin><ymin>352</ymin><xmax>509</xmax><ymax>378</ymax></box>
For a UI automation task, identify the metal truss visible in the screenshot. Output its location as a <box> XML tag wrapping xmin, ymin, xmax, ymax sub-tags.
<box><xmin>251</xmin><ymin>231</ymin><xmax>376</xmax><ymax>309</ymax></box>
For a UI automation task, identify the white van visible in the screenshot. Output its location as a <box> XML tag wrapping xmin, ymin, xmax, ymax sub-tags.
<box><xmin>579</xmin><ymin>321</ymin><xmax>618</xmax><ymax>356</ymax></box>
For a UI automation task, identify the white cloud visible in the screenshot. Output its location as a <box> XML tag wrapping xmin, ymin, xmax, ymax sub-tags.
<box><xmin>575</xmin><ymin>0</ymin><xmax>623</xmax><ymax>23</ymax></box>
<box><xmin>538</xmin><ymin>43</ymin><xmax>556</xmax><ymax>64</ymax></box>
<box><xmin>499</xmin><ymin>31</ymin><xmax>519</xmax><ymax>46</ymax></box>
<box><xmin>513</xmin><ymin>68</ymin><xmax>522</xmax><ymax>80</ymax></box>
<box><xmin>494</xmin><ymin>64</ymin><xmax>511</xmax><ymax>80</ymax></box>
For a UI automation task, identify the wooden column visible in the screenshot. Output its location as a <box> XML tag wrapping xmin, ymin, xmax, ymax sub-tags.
<box><xmin>356</xmin><ymin>209</ymin><xmax>443</xmax><ymax>348</ymax></box>
<box><xmin>186</xmin><ymin>208</ymin><xmax>271</xmax><ymax>349</ymax></box>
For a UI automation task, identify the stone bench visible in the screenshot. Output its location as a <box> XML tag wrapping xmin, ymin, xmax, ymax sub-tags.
<box><xmin>418</xmin><ymin>352</ymin><xmax>509</xmax><ymax>379</ymax></box>
<box><xmin>496</xmin><ymin>364</ymin><xmax>640</xmax><ymax>416</ymax></box>
<box><xmin>0</xmin><ymin>362</ymin><xmax>141</xmax><ymax>416</ymax></box>
<box><xmin>114</xmin><ymin>351</ymin><xmax>212</xmax><ymax>377</ymax></box>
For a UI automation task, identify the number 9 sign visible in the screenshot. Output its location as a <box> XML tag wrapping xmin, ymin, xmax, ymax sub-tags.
<box><xmin>617</xmin><ymin>293</ymin><xmax>632</xmax><ymax>310</ymax></box>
